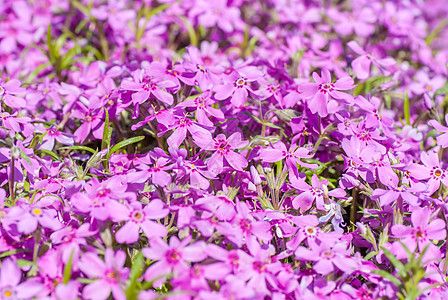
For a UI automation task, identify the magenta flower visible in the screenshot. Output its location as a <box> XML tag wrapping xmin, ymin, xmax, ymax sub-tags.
<box><xmin>37</xmin><ymin>125</ymin><xmax>74</xmax><ymax>151</ymax></box>
<box><xmin>71</xmin><ymin>177</ymin><xmax>130</xmax><ymax>221</ymax></box>
<box><xmin>290</xmin><ymin>174</ymin><xmax>345</xmax><ymax>212</ymax></box>
<box><xmin>72</xmin><ymin>101</ymin><xmax>104</xmax><ymax>144</ymax></box>
<box><xmin>260</xmin><ymin>141</ymin><xmax>317</xmax><ymax>178</ymax></box>
<box><xmin>194</xmin><ymin>132</ymin><xmax>249</xmax><ymax>175</ymax></box>
<box><xmin>300</xmin><ymin>69</ymin><xmax>355</xmax><ymax>117</ymax></box>
<box><xmin>217</xmin><ymin>202</ymin><xmax>272</xmax><ymax>246</ymax></box>
<box><xmin>0</xmin><ymin>112</ymin><xmax>31</xmax><ymax>137</ymax></box>
<box><xmin>328</xmin><ymin>7</ymin><xmax>377</xmax><ymax>37</ymax></box>
<box><xmin>126</xmin><ymin>156</ymin><xmax>172</xmax><ymax>187</ymax></box>
<box><xmin>372</xmin><ymin>183</ymin><xmax>426</xmax><ymax>207</ymax></box>
<box><xmin>176</xmin><ymin>90</ymin><xmax>224</xmax><ymax>126</ymax></box>
<box><xmin>115</xmin><ymin>200</ymin><xmax>169</xmax><ymax>244</ymax></box>
<box><xmin>347</xmin><ymin>41</ymin><xmax>395</xmax><ymax>80</ymax></box>
<box><xmin>213</xmin><ymin>68</ymin><xmax>263</xmax><ymax>107</ymax></box>
<box><xmin>429</xmin><ymin>114</ymin><xmax>448</xmax><ymax>148</ymax></box>
<box><xmin>143</xmin><ymin>237</ymin><xmax>207</xmax><ymax>287</ymax></box>
<box><xmin>120</xmin><ymin>69</ymin><xmax>176</xmax><ymax>106</ymax></box>
<box><xmin>0</xmin><ymin>78</ymin><xmax>26</xmax><ymax>108</ymax></box>
<box><xmin>78</xmin><ymin>249</ymin><xmax>129</xmax><ymax>300</ymax></box>
<box><xmin>295</xmin><ymin>242</ymin><xmax>358</xmax><ymax>275</ymax></box>
<box><xmin>392</xmin><ymin>208</ymin><xmax>446</xmax><ymax>260</ymax></box>
<box><xmin>8</xmin><ymin>205</ymin><xmax>62</xmax><ymax>234</ymax></box>
<box><xmin>0</xmin><ymin>259</ymin><xmax>43</xmax><ymax>299</ymax></box>
<box><xmin>408</xmin><ymin>150</ymin><xmax>448</xmax><ymax>195</ymax></box>
<box><xmin>163</xmin><ymin>115</ymin><xmax>213</xmax><ymax>149</ymax></box>
<box><xmin>183</xmin><ymin>46</ymin><xmax>220</xmax><ymax>91</ymax></box>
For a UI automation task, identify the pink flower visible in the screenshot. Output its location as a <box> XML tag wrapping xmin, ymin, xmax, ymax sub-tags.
<box><xmin>195</xmin><ymin>132</ymin><xmax>249</xmax><ymax>175</ymax></box>
<box><xmin>176</xmin><ymin>90</ymin><xmax>224</xmax><ymax>126</ymax></box>
<box><xmin>347</xmin><ymin>41</ymin><xmax>395</xmax><ymax>80</ymax></box>
<box><xmin>0</xmin><ymin>78</ymin><xmax>26</xmax><ymax>108</ymax></box>
<box><xmin>143</xmin><ymin>236</ymin><xmax>207</xmax><ymax>287</ymax></box>
<box><xmin>78</xmin><ymin>249</ymin><xmax>129</xmax><ymax>300</ymax></box>
<box><xmin>115</xmin><ymin>200</ymin><xmax>169</xmax><ymax>244</ymax></box>
<box><xmin>429</xmin><ymin>114</ymin><xmax>448</xmax><ymax>148</ymax></box>
<box><xmin>392</xmin><ymin>208</ymin><xmax>446</xmax><ymax>260</ymax></box>
<box><xmin>408</xmin><ymin>150</ymin><xmax>448</xmax><ymax>195</ymax></box>
<box><xmin>0</xmin><ymin>259</ymin><xmax>43</xmax><ymax>299</ymax></box>
<box><xmin>213</xmin><ymin>67</ymin><xmax>263</xmax><ymax>107</ymax></box>
<box><xmin>260</xmin><ymin>141</ymin><xmax>317</xmax><ymax>179</ymax></box>
<box><xmin>121</xmin><ymin>69</ymin><xmax>176</xmax><ymax>106</ymax></box>
<box><xmin>295</xmin><ymin>242</ymin><xmax>358</xmax><ymax>275</ymax></box>
<box><xmin>300</xmin><ymin>69</ymin><xmax>355</xmax><ymax>117</ymax></box>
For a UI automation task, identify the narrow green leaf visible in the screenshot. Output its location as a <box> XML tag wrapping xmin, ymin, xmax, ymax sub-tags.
<box><xmin>63</xmin><ymin>251</ymin><xmax>75</xmax><ymax>284</ymax></box>
<box><xmin>19</xmin><ymin>148</ymin><xmax>32</xmax><ymax>165</ymax></box>
<box><xmin>364</xmin><ymin>251</ymin><xmax>377</xmax><ymax>260</ymax></box>
<box><xmin>180</xmin><ymin>16</ymin><xmax>197</xmax><ymax>47</ymax></box>
<box><xmin>109</xmin><ymin>136</ymin><xmax>145</xmax><ymax>156</ymax></box>
<box><xmin>58</xmin><ymin>146</ymin><xmax>96</xmax><ymax>154</ymax></box>
<box><xmin>37</xmin><ymin>149</ymin><xmax>59</xmax><ymax>161</ymax></box>
<box><xmin>125</xmin><ymin>252</ymin><xmax>144</xmax><ymax>300</ymax></box>
<box><xmin>404</xmin><ymin>89</ymin><xmax>410</xmax><ymax>125</ymax></box>
<box><xmin>101</xmin><ymin>108</ymin><xmax>112</xmax><ymax>151</ymax></box>
<box><xmin>16</xmin><ymin>259</ymin><xmax>36</xmax><ymax>268</ymax></box>
<box><xmin>381</xmin><ymin>246</ymin><xmax>406</xmax><ymax>273</ymax></box>
<box><xmin>0</xmin><ymin>249</ymin><xmax>31</xmax><ymax>258</ymax></box>
<box><xmin>60</xmin><ymin>45</ymin><xmax>80</xmax><ymax>70</ymax></box>
<box><xmin>371</xmin><ymin>269</ymin><xmax>401</xmax><ymax>286</ymax></box>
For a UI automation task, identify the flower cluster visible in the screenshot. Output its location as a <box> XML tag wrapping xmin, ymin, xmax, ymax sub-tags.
<box><xmin>0</xmin><ymin>0</ymin><xmax>448</xmax><ymax>299</ymax></box>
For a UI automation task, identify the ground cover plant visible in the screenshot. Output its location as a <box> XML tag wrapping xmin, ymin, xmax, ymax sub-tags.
<box><xmin>0</xmin><ymin>0</ymin><xmax>448</xmax><ymax>299</ymax></box>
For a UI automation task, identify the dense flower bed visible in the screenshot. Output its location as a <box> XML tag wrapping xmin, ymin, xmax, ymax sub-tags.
<box><xmin>1</xmin><ymin>0</ymin><xmax>448</xmax><ymax>299</ymax></box>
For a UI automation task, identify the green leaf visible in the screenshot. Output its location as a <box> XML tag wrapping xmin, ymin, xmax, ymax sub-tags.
<box><xmin>63</xmin><ymin>251</ymin><xmax>75</xmax><ymax>284</ymax></box>
<box><xmin>60</xmin><ymin>45</ymin><xmax>80</xmax><ymax>70</ymax></box>
<box><xmin>101</xmin><ymin>108</ymin><xmax>112</xmax><ymax>151</ymax></box>
<box><xmin>371</xmin><ymin>269</ymin><xmax>401</xmax><ymax>287</ymax></box>
<box><xmin>381</xmin><ymin>246</ymin><xmax>405</xmax><ymax>274</ymax></box>
<box><xmin>0</xmin><ymin>249</ymin><xmax>31</xmax><ymax>258</ymax></box>
<box><xmin>47</xmin><ymin>24</ymin><xmax>57</xmax><ymax>62</ymax></box>
<box><xmin>19</xmin><ymin>148</ymin><xmax>32</xmax><ymax>165</ymax></box>
<box><xmin>108</xmin><ymin>136</ymin><xmax>145</xmax><ymax>156</ymax></box>
<box><xmin>37</xmin><ymin>149</ymin><xmax>59</xmax><ymax>161</ymax></box>
<box><xmin>180</xmin><ymin>16</ymin><xmax>198</xmax><ymax>47</ymax></box>
<box><xmin>434</xmin><ymin>85</ymin><xmax>448</xmax><ymax>98</ymax></box>
<box><xmin>16</xmin><ymin>259</ymin><xmax>37</xmax><ymax>268</ymax></box>
<box><xmin>404</xmin><ymin>89</ymin><xmax>410</xmax><ymax>125</ymax></box>
<box><xmin>76</xmin><ymin>278</ymin><xmax>95</xmax><ymax>284</ymax></box>
<box><xmin>25</xmin><ymin>62</ymin><xmax>51</xmax><ymax>82</ymax></box>
<box><xmin>125</xmin><ymin>252</ymin><xmax>144</xmax><ymax>300</ymax></box>
<box><xmin>364</xmin><ymin>251</ymin><xmax>378</xmax><ymax>260</ymax></box>
<box><xmin>58</xmin><ymin>146</ymin><xmax>96</xmax><ymax>154</ymax></box>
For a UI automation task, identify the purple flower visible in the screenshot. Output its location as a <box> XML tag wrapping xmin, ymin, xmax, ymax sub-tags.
<box><xmin>78</xmin><ymin>249</ymin><xmax>129</xmax><ymax>300</ymax></box>
<box><xmin>8</xmin><ymin>204</ymin><xmax>62</xmax><ymax>234</ymax></box>
<box><xmin>429</xmin><ymin>114</ymin><xmax>448</xmax><ymax>148</ymax></box>
<box><xmin>0</xmin><ymin>259</ymin><xmax>43</xmax><ymax>299</ymax></box>
<box><xmin>300</xmin><ymin>69</ymin><xmax>355</xmax><ymax>117</ymax></box>
<box><xmin>260</xmin><ymin>141</ymin><xmax>317</xmax><ymax>179</ymax></box>
<box><xmin>115</xmin><ymin>200</ymin><xmax>169</xmax><ymax>244</ymax></box>
<box><xmin>195</xmin><ymin>132</ymin><xmax>248</xmax><ymax>175</ymax></box>
<box><xmin>0</xmin><ymin>78</ymin><xmax>26</xmax><ymax>108</ymax></box>
<box><xmin>392</xmin><ymin>208</ymin><xmax>446</xmax><ymax>260</ymax></box>
<box><xmin>143</xmin><ymin>236</ymin><xmax>207</xmax><ymax>287</ymax></box>
<box><xmin>291</xmin><ymin>174</ymin><xmax>345</xmax><ymax>212</ymax></box>
<box><xmin>295</xmin><ymin>241</ymin><xmax>358</xmax><ymax>275</ymax></box>
<box><xmin>347</xmin><ymin>41</ymin><xmax>395</xmax><ymax>79</ymax></box>
<box><xmin>37</xmin><ymin>125</ymin><xmax>74</xmax><ymax>151</ymax></box>
<box><xmin>213</xmin><ymin>67</ymin><xmax>263</xmax><ymax>107</ymax></box>
<box><xmin>121</xmin><ymin>69</ymin><xmax>176</xmax><ymax>106</ymax></box>
<box><xmin>408</xmin><ymin>150</ymin><xmax>448</xmax><ymax>195</ymax></box>
<box><xmin>163</xmin><ymin>115</ymin><xmax>213</xmax><ymax>149</ymax></box>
